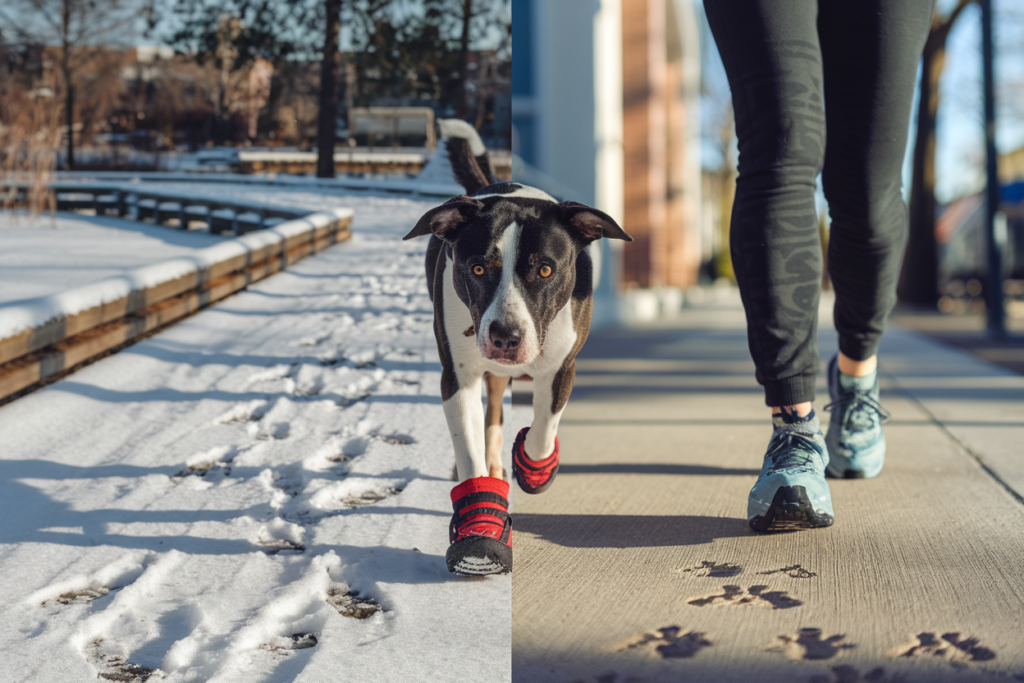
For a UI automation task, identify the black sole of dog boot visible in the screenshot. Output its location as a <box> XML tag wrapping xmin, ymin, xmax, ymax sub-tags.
<box><xmin>749</xmin><ymin>485</ymin><xmax>834</xmax><ymax>533</ymax></box>
<box><xmin>513</xmin><ymin>463</ymin><xmax>559</xmax><ymax>495</ymax></box>
<box><xmin>446</xmin><ymin>536</ymin><xmax>512</xmax><ymax>576</ymax></box>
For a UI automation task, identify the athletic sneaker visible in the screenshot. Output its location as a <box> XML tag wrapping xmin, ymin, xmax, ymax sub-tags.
<box><xmin>511</xmin><ymin>427</ymin><xmax>560</xmax><ymax>494</ymax></box>
<box><xmin>748</xmin><ymin>409</ymin><xmax>834</xmax><ymax>533</ymax></box>
<box><xmin>446</xmin><ymin>476</ymin><xmax>512</xmax><ymax>575</ymax></box>
<box><xmin>824</xmin><ymin>355</ymin><xmax>890</xmax><ymax>479</ymax></box>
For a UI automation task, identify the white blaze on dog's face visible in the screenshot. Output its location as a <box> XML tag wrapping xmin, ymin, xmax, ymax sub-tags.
<box><xmin>470</xmin><ymin>217</ymin><xmax>572</xmax><ymax>364</ymax></box>
<box><xmin>475</xmin><ymin>220</ymin><xmax>534</xmax><ymax>363</ymax></box>
<box><xmin>404</xmin><ymin>183</ymin><xmax>632</xmax><ymax>366</ymax></box>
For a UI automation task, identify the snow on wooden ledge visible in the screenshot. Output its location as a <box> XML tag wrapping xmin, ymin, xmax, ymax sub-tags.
<box><xmin>0</xmin><ymin>207</ymin><xmax>353</xmax><ymax>401</ymax></box>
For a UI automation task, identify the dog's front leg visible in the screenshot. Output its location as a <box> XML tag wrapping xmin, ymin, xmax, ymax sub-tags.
<box><xmin>443</xmin><ymin>370</ymin><xmax>489</xmax><ymax>481</ymax></box>
<box><xmin>524</xmin><ymin>361</ymin><xmax>575</xmax><ymax>460</ymax></box>
<box><xmin>484</xmin><ymin>372</ymin><xmax>510</xmax><ymax>479</ymax></box>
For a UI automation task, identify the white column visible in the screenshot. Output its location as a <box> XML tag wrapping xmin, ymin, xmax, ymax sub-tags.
<box><xmin>592</xmin><ymin>0</ymin><xmax>625</xmax><ymax>326</ymax></box>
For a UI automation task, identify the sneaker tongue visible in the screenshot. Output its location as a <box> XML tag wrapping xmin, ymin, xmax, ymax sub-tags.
<box><xmin>839</xmin><ymin>369</ymin><xmax>877</xmax><ymax>393</ymax></box>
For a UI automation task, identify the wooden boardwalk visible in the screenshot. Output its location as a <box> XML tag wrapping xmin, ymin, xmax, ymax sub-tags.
<box><xmin>510</xmin><ymin>301</ymin><xmax>1024</xmax><ymax>683</ymax></box>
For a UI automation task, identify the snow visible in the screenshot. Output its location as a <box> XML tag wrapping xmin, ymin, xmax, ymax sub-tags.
<box><xmin>0</xmin><ymin>187</ymin><xmax>511</xmax><ymax>681</ymax></box>
<box><xmin>0</xmin><ymin>208</ymin><xmax>353</xmax><ymax>341</ymax></box>
<box><xmin>0</xmin><ymin>213</ymin><xmax>222</xmax><ymax>304</ymax></box>
<box><xmin>53</xmin><ymin>170</ymin><xmax>465</xmax><ymax>200</ymax></box>
<box><xmin>238</xmin><ymin>149</ymin><xmax>427</xmax><ymax>164</ymax></box>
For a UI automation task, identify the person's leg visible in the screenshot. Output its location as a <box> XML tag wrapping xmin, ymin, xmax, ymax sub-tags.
<box><xmin>819</xmin><ymin>0</ymin><xmax>933</xmax><ymax>363</ymax></box>
<box><xmin>704</xmin><ymin>1</ymin><xmax>832</xmax><ymax>532</ymax></box>
<box><xmin>818</xmin><ymin>0</ymin><xmax>933</xmax><ymax>478</ymax></box>
<box><xmin>704</xmin><ymin>0</ymin><xmax>826</xmax><ymax>411</ymax></box>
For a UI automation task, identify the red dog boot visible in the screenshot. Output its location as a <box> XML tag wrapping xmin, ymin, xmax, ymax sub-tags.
<box><xmin>446</xmin><ymin>476</ymin><xmax>513</xmax><ymax>575</ymax></box>
<box><xmin>512</xmin><ymin>427</ymin><xmax>560</xmax><ymax>494</ymax></box>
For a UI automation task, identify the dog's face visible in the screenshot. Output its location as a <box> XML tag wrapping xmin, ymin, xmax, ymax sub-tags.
<box><xmin>405</xmin><ymin>184</ymin><xmax>632</xmax><ymax>366</ymax></box>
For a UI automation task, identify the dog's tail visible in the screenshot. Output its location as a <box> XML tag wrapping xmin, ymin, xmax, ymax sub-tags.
<box><xmin>418</xmin><ymin>118</ymin><xmax>495</xmax><ymax>195</ymax></box>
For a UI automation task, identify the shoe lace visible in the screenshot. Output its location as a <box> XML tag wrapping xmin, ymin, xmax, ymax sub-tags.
<box><xmin>823</xmin><ymin>392</ymin><xmax>891</xmax><ymax>433</ymax></box>
<box><xmin>765</xmin><ymin>426</ymin><xmax>824</xmax><ymax>473</ymax></box>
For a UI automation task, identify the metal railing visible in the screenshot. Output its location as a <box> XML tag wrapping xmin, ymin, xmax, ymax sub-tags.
<box><xmin>3</xmin><ymin>180</ymin><xmax>311</xmax><ymax>235</ymax></box>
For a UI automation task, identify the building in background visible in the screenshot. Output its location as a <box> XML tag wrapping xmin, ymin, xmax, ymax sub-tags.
<box><xmin>512</xmin><ymin>0</ymin><xmax>702</xmax><ymax>322</ymax></box>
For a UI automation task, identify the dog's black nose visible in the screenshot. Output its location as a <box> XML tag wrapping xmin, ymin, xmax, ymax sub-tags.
<box><xmin>489</xmin><ymin>321</ymin><xmax>522</xmax><ymax>349</ymax></box>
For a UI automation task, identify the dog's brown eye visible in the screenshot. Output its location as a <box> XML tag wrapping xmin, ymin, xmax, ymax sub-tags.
<box><xmin>539</xmin><ymin>265</ymin><xmax>552</xmax><ymax>278</ymax></box>
<box><xmin>472</xmin><ymin>265</ymin><xmax>485</xmax><ymax>276</ymax></box>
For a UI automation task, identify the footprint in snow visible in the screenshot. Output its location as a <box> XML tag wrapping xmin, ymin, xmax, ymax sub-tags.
<box><xmin>260</xmin><ymin>633</ymin><xmax>318</xmax><ymax>652</ymax></box>
<box><xmin>246</xmin><ymin>365</ymin><xmax>294</xmax><ymax>385</ymax></box>
<box><xmin>310</xmin><ymin>478</ymin><xmax>407</xmax><ymax>511</ymax></box>
<box><xmin>342</xmin><ymin>486</ymin><xmax>403</xmax><ymax>507</ymax></box>
<box><xmin>377</xmin><ymin>433</ymin><xmax>414</xmax><ymax>445</ymax></box>
<box><xmin>257</xmin><ymin>519</ymin><xmax>306</xmax><ymax>555</ymax></box>
<box><xmin>174</xmin><ymin>461</ymin><xmax>230</xmax><ymax>478</ymax></box>
<box><xmin>173</xmin><ymin>446</ymin><xmax>239</xmax><ymax>480</ymax></box>
<box><xmin>53</xmin><ymin>587</ymin><xmax>111</xmax><ymax>605</ymax></box>
<box><xmin>258</xmin><ymin>538</ymin><xmax>306</xmax><ymax>555</ymax></box>
<box><xmin>213</xmin><ymin>400</ymin><xmax>268</xmax><ymax>425</ymax></box>
<box><xmin>87</xmin><ymin>638</ymin><xmax>158</xmax><ymax>683</ymax></box>
<box><xmin>326</xmin><ymin>585</ymin><xmax>382</xmax><ymax>619</ymax></box>
<box><xmin>252</xmin><ymin>421</ymin><xmax>291</xmax><ymax>440</ymax></box>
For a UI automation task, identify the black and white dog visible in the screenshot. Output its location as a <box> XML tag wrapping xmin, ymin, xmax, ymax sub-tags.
<box><xmin>405</xmin><ymin>124</ymin><xmax>631</xmax><ymax>575</ymax></box>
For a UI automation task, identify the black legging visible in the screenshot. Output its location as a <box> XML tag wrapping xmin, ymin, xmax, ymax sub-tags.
<box><xmin>704</xmin><ymin>0</ymin><xmax>934</xmax><ymax>406</ymax></box>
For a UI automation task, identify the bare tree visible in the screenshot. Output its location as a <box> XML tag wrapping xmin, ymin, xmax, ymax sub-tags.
<box><xmin>424</xmin><ymin>0</ymin><xmax>508</xmax><ymax>123</ymax></box>
<box><xmin>0</xmin><ymin>0</ymin><xmax>151</xmax><ymax>169</ymax></box>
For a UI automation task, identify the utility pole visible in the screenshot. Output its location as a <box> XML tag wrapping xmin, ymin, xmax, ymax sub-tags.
<box><xmin>981</xmin><ymin>0</ymin><xmax>1004</xmax><ymax>336</ymax></box>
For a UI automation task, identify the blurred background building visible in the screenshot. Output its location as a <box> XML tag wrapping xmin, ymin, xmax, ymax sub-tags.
<box><xmin>512</xmin><ymin>0</ymin><xmax>703</xmax><ymax>324</ymax></box>
<box><xmin>0</xmin><ymin>1</ymin><xmax>511</xmax><ymax>175</ymax></box>
<box><xmin>512</xmin><ymin>0</ymin><xmax>1024</xmax><ymax>328</ymax></box>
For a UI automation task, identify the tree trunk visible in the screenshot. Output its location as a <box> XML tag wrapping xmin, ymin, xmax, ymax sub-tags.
<box><xmin>65</xmin><ymin>81</ymin><xmax>75</xmax><ymax>170</ymax></box>
<box><xmin>317</xmin><ymin>0</ymin><xmax>342</xmax><ymax>179</ymax></box>
<box><xmin>898</xmin><ymin>0</ymin><xmax>975</xmax><ymax>306</ymax></box>
<box><xmin>457</xmin><ymin>0</ymin><xmax>472</xmax><ymax>120</ymax></box>
<box><xmin>62</xmin><ymin>0</ymin><xmax>74</xmax><ymax>170</ymax></box>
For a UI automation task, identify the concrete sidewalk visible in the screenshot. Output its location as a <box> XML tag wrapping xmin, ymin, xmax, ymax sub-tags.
<box><xmin>510</xmin><ymin>296</ymin><xmax>1024</xmax><ymax>683</ymax></box>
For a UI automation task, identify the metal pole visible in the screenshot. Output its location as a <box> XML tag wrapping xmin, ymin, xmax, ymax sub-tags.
<box><xmin>981</xmin><ymin>0</ymin><xmax>1004</xmax><ymax>336</ymax></box>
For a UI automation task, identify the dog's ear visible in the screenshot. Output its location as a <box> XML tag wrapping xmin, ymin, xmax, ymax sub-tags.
<box><xmin>404</xmin><ymin>195</ymin><xmax>484</xmax><ymax>242</ymax></box>
<box><xmin>557</xmin><ymin>202</ymin><xmax>633</xmax><ymax>244</ymax></box>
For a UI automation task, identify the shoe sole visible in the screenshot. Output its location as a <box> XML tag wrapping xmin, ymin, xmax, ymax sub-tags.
<box><xmin>446</xmin><ymin>536</ymin><xmax>512</xmax><ymax>576</ymax></box>
<box><xmin>749</xmin><ymin>485</ymin><xmax>834</xmax><ymax>533</ymax></box>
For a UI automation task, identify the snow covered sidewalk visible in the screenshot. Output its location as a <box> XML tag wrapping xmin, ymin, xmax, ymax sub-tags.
<box><xmin>0</xmin><ymin>193</ymin><xmax>511</xmax><ymax>682</ymax></box>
